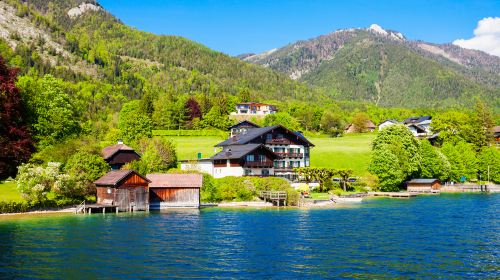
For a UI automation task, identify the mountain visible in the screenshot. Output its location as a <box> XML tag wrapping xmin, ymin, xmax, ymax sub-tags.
<box><xmin>0</xmin><ymin>0</ymin><xmax>318</xmax><ymax>104</ymax></box>
<box><xmin>243</xmin><ymin>24</ymin><xmax>500</xmax><ymax>109</ymax></box>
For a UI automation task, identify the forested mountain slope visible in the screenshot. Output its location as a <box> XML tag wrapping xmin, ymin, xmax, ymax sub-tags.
<box><xmin>0</xmin><ymin>0</ymin><xmax>316</xmax><ymax>104</ymax></box>
<box><xmin>244</xmin><ymin>25</ymin><xmax>500</xmax><ymax>109</ymax></box>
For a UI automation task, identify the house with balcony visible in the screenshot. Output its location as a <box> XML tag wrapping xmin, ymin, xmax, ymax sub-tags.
<box><xmin>230</xmin><ymin>102</ymin><xmax>277</xmax><ymax>117</ymax></box>
<box><xmin>181</xmin><ymin>125</ymin><xmax>314</xmax><ymax>181</ymax></box>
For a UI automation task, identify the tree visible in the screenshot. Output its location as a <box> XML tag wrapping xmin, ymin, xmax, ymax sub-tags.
<box><xmin>471</xmin><ymin>99</ymin><xmax>494</xmax><ymax>149</ymax></box>
<box><xmin>419</xmin><ymin>140</ymin><xmax>450</xmax><ymax>180</ymax></box>
<box><xmin>296</xmin><ymin>167</ymin><xmax>336</xmax><ymax>192</ymax></box>
<box><xmin>198</xmin><ymin>105</ymin><xmax>232</xmax><ymax>130</ymax></box>
<box><xmin>336</xmin><ymin>169</ymin><xmax>353</xmax><ymax>192</ymax></box>
<box><xmin>0</xmin><ymin>55</ymin><xmax>34</xmax><ymax>179</ymax></box>
<box><xmin>63</xmin><ymin>151</ymin><xmax>109</xmax><ymax>198</ymax></box>
<box><xmin>351</xmin><ymin>112</ymin><xmax>371</xmax><ymax>133</ymax></box>
<box><xmin>369</xmin><ymin>125</ymin><xmax>421</xmax><ymax>190</ymax></box>
<box><xmin>441</xmin><ymin>140</ymin><xmax>478</xmax><ymax>182</ymax></box>
<box><xmin>131</xmin><ymin>138</ymin><xmax>177</xmax><ymax>174</ymax></box>
<box><xmin>263</xmin><ymin>112</ymin><xmax>301</xmax><ymax>131</ymax></box>
<box><xmin>185</xmin><ymin>97</ymin><xmax>202</xmax><ymax>121</ymax></box>
<box><xmin>17</xmin><ymin>162</ymin><xmax>61</xmax><ymax>203</ymax></box>
<box><xmin>320</xmin><ymin>110</ymin><xmax>345</xmax><ymax>136</ymax></box>
<box><xmin>478</xmin><ymin>147</ymin><xmax>500</xmax><ymax>183</ymax></box>
<box><xmin>118</xmin><ymin>100</ymin><xmax>152</xmax><ymax>144</ymax></box>
<box><xmin>18</xmin><ymin>75</ymin><xmax>81</xmax><ymax>147</ymax></box>
<box><xmin>369</xmin><ymin>144</ymin><xmax>405</xmax><ymax>191</ymax></box>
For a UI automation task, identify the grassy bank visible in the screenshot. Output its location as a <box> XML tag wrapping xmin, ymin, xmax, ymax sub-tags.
<box><xmin>309</xmin><ymin>133</ymin><xmax>375</xmax><ymax>176</ymax></box>
<box><xmin>0</xmin><ymin>181</ymin><xmax>23</xmax><ymax>202</ymax></box>
<box><xmin>164</xmin><ymin>133</ymin><xmax>374</xmax><ymax>176</ymax></box>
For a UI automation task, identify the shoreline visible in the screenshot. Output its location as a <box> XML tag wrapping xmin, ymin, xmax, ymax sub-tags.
<box><xmin>1</xmin><ymin>192</ymin><xmax>498</xmax><ymax>218</ymax></box>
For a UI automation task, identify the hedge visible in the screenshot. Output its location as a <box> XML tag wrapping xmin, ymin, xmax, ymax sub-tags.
<box><xmin>153</xmin><ymin>129</ymin><xmax>227</xmax><ymax>138</ymax></box>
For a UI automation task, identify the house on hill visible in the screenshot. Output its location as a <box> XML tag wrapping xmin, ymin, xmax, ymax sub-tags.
<box><xmin>231</xmin><ymin>102</ymin><xmax>277</xmax><ymax>116</ymax></box>
<box><xmin>94</xmin><ymin>169</ymin><xmax>150</xmax><ymax>210</ymax></box>
<box><xmin>403</xmin><ymin>116</ymin><xmax>432</xmax><ymax>137</ymax></box>
<box><xmin>345</xmin><ymin>120</ymin><xmax>377</xmax><ymax>133</ymax></box>
<box><xmin>378</xmin><ymin>119</ymin><xmax>399</xmax><ymax>130</ymax></box>
<box><xmin>181</xmin><ymin>124</ymin><xmax>314</xmax><ymax>181</ymax></box>
<box><xmin>102</xmin><ymin>140</ymin><xmax>141</xmax><ymax>170</ymax></box>
<box><xmin>147</xmin><ymin>174</ymin><xmax>202</xmax><ymax>209</ymax></box>
<box><xmin>494</xmin><ymin>126</ymin><xmax>500</xmax><ymax>144</ymax></box>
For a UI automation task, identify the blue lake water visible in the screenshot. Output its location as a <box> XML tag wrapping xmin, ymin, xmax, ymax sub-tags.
<box><xmin>0</xmin><ymin>194</ymin><xmax>498</xmax><ymax>279</ymax></box>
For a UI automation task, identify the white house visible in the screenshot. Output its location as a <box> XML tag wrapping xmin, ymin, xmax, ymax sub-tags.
<box><xmin>378</xmin><ymin>119</ymin><xmax>399</xmax><ymax>130</ymax></box>
<box><xmin>181</xmin><ymin>125</ymin><xmax>314</xmax><ymax>181</ymax></box>
<box><xmin>230</xmin><ymin>102</ymin><xmax>277</xmax><ymax>116</ymax></box>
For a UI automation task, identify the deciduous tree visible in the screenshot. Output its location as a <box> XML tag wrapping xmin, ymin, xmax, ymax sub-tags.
<box><xmin>0</xmin><ymin>56</ymin><xmax>34</xmax><ymax>179</ymax></box>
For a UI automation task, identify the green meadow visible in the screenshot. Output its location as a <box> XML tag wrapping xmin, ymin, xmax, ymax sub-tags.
<box><xmin>164</xmin><ymin>133</ymin><xmax>375</xmax><ymax>175</ymax></box>
<box><xmin>0</xmin><ymin>181</ymin><xmax>23</xmax><ymax>202</ymax></box>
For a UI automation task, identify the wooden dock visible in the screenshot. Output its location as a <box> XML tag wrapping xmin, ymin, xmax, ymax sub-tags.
<box><xmin>76</xmin><ymin>203</ymin><xmax>118</xmax><ymax>214</ymax></box>
<box><xmin>368</xmin><ymin>192</ymin><xmax>419</xmax><ymax>198</ymax></box>
<box><xmin>259</xmin><ymin>191</ymin><xmax>287</xmax><ymax>206</ymax></box>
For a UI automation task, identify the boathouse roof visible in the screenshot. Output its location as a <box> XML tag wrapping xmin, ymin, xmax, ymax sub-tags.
<box><xmin>94</xmin><ymin>170</ymin><xmax>150</xmax><ymax>187</ymax></box>
<box><xmin>146</xmin><ymin>174</ymin><xmax>202</xmax><ymax>188</ymax></box>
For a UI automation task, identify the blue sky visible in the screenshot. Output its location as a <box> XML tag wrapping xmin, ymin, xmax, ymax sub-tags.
<box><xmin>98</xmin><ymin>0</ymin><xmax>500</xmax><ymax>56</ymax></box>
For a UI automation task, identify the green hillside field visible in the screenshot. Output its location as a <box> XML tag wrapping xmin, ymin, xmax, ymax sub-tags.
<box><xmin>164</xmin><ymin>133</ymin><xmax>375</xmax><ymax>175</ymax></box>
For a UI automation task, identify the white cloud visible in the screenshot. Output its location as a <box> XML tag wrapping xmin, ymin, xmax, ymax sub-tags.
<box><xmin>453</xmin><ymin>17</ymin><xmax>500</xmax><ymax>57</ymax></box>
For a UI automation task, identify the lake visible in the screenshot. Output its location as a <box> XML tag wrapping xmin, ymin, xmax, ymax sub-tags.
<box><xmin>0</xmin><ymin>194</ymin><xmax>498</xmax><ymax>279</ymax></box>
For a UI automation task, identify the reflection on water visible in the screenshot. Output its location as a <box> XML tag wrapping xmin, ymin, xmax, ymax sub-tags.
<box><xmin>0</xmin><ymin>194</ymin><xmax>498</xmax><ymax>278</ymax></box>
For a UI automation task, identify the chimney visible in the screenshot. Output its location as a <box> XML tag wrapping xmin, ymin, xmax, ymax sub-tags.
<box><xmin>226</xmin><ymin>148</ymin><xmax>232</xmax><ymax>157</ymax></box>
<box><xmin>231</xmin><ymin>136</ymin><xmax>237</xmax><ymax>143</ymax></box>
<box><xmin>117</xmin><ymin>139</ymin><xmax>124</xmax><ymax>145</ymax></box>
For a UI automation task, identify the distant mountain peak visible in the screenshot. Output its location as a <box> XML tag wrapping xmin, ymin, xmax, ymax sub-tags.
<box><xmin>367</xmin><ymin>24</ymin><xmax>405</xmax><ymax>41</ymax></box>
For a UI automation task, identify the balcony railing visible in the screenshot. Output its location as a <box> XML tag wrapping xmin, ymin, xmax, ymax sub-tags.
<box><xmin>274</xmin><ymin>152</ymin><xmax>304</xmax><ymax>159</ymax></box>
<box><xmin>274</xmin><ymin>167</ymin><xmax>295</xmax><ymax>172</ymax></box>
<box><xmin>244</xmin><ymin>161</ymin><xmax>274</xmax><ymax>168</ymax></box>
<box><xmin>266</xmin><ymin>138</ymin><xmax>291</xmax><ymax>145</ymax></box>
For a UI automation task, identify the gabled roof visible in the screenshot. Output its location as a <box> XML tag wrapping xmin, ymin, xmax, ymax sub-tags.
<box><xmin>403</xmin><ymin>116</ymin><xmax>432</xmax><ymax>124</ymax></box>
<box><xmin>408</xmin><ymin>179</ymin><xmax>440</xmax><ymax>184</ymax></box>
<box><xmin>379</xmin><ymin>119</ymin><xmax>399</xmax><ymax>125</ymax></box>
<box><xmin>407</xmin><ymin>124</ymin><xmax>427</xmax><ymax>132</ymax></box>
<box><xmin>211</xmin><ymin>144</ymin><xmax>277</xmax><ymax>160</ymax></box>
<box><xmin>215</xmin><ymin>125</ymin><xmax>314</xmax><ymax>147</ymax></box>
<box><xmin>147</xmin><ymin>174</ymin><xmax>202</xmax><ymax>188</ymax></box>
<box><xmin>228</xmin><ymin>120</ymin><xmax>260</xmax><ymax>129</ymax></box>
<box><xmin>102</xmin><ymin>143</ymin><xmax>137</xmax><ymax>160</ymax></box>
<box><xmin>94</xmin><ymin>170</ymin><xmax>150</xmax><ymax>187</ymax></box>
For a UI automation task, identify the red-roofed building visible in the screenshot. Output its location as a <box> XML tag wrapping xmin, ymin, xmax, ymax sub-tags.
<box><xmin>147</xmin><ymin>173</ymin><xmax>202</xmax><ymax>209</ymax></box>
<box><xmin>102</xmin><ymin>140</ymin><xmax>141</xmax><ymax>170</ymax></box>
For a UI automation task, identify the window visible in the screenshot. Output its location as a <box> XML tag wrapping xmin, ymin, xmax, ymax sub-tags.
<box><xmin>277</xmin><ymin>133</ymin><xmax>284</xmax><ymax>139</ymax></box>
<box><xmin>246</xmin><ymin>155</ymin><xmax>254</xmax><ymax>162</ymax></box>
<box><xmin>266</xmin><ymin>134</ymin><xmax>273</xmax><ymax>141</ymax></box>
<box><xmin>245</xmin><ymin>169</ymin><xmax>252</xmax><ymax>175</ymax></box>
<box><xmin>259</xmin><ymin>155</ymin><xmax>266</xmax><ymax>162</ymax></box>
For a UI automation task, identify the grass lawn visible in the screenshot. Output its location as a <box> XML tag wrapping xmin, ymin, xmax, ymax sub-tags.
<box><xmin>0</xmin><ymin>181</ymin><xmax>24</xmax><ymax>202</ymax></box>
<box><xmin>160</xmin><ymin>136</ymin><xmax>226</xmax><ymax>160</ymax></box>
<box><xmin>309</xmin><ymin>133</ymin><xmax>375</xmax><ymax>176</ymax></box>
<box><xmin>164</xmin><ymin>133</ymin><xmax>375</xmax><ymax>175</ymax></box>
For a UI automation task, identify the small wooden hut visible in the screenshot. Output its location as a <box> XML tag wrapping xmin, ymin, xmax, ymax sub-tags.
<box><xmin>102</xmin><ymin>140</ymin><xmax>141</xmax><ymax>170</ymax></box>
<box><xmin>94</xmin><ymin>170</ymin><xmax>150</xmax><ymax>211</ymax></box>
<box><xmin>146</xmin><ymin>174</ymin><xmax>202</xmax><ymax>209</ymax></box>
<box><xmin>407</xmin><ymin>179</ymin><xmax>441</xmax><ymax>193</ymax></box>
